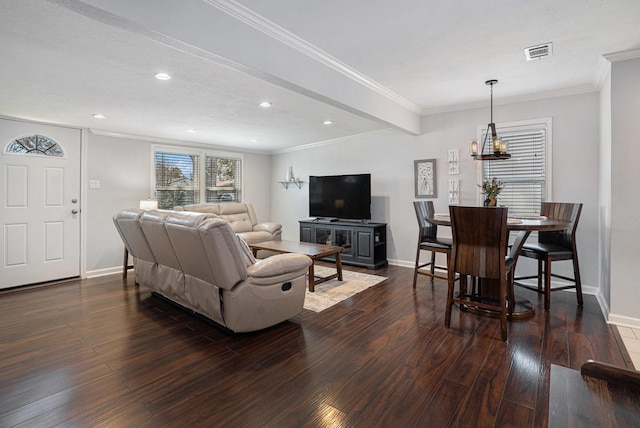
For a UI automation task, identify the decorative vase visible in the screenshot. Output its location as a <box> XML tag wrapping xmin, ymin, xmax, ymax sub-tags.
<box><xmin>484</xmin><ymin>196</ymin><xmax>497</xmax><ymax>207</ymax></box>
<box><xmin>286</xmin><ymin>166</ymin><xmax>294</xmax><ymax>181</ymax></box>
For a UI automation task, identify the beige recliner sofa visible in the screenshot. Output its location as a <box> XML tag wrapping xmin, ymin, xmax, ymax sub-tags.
<box><xmin>113</xmin><ymin>208</ymin><xmax>311</xmax><ymax>333</ymax></box>
<box><xmin>173</xmin><ymin>203</ymin><xmax>281</xmax><ymax>245</ymax></box>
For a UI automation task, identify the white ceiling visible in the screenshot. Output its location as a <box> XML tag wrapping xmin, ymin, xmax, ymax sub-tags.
<box><xmin>1</xmin><ymin>0</ymin><xmax>639</xmax><ymax>153</ymax></box>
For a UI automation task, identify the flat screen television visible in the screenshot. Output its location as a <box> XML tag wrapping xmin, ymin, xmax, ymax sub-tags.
<box><xmin>309</xmin><ymin>174</ymin><xmax>371</xmax><ymax>220</ymax></box>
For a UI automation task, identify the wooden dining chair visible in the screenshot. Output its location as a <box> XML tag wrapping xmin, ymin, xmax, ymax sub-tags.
<box><xmin>412</xmin><ymin>201</ymin><xmax>452</xmax><ymax>287</ymax></box>
<box><xmin>514</xmin><ymin>202</ymin><xmax>583</xmax><ymax>311</ymax></box>
<box><xmin>445</xmin><ymin>206</ymin><xmax>514</xmax><ymax>341</ymax></box>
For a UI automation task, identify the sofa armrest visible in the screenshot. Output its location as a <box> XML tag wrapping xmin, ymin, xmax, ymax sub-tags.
<box><xmin>247</xmin><ymin>253</ymin><xmax>311</xmax><ymax>283</ymax></box>
<box><xmin>252</xmin><ymin>222</ymin><xmax>282</xmax><ymax>234</ymax></box>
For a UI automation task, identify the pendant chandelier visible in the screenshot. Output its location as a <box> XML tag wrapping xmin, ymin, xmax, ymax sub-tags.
<box><xmin>470</xmin><ymin>79</ymin><xmax>511</xmax><ymax>160</ymax></box>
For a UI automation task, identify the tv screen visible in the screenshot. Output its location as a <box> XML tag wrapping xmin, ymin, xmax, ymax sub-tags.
<box><xmin>309</xmin><ymin>174</ymin><xmax>371</xmax><ymax>220</ymax></box>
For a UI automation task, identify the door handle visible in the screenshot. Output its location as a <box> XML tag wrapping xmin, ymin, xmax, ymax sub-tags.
<box><xmin>71</xmin><ymin>209</ymin><xmax>79</xmax><ymax>214</ymax></box>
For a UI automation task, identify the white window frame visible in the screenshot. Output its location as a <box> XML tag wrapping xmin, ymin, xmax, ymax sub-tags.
<box><xmin>476</xmin><ymin>117</ymin><xmax>552</xmax><ymax>214</ymax></box>
<box><xmin>151</xmin><ymin>144</ymin><xmax>244</xmax><ymax>207</ymax></box>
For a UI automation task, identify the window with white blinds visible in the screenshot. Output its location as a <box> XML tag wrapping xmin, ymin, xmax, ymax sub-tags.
<box><xmin>480</xmin><ymin>118</ymin><xmax>551</xmax><ymax>217</ymax></box>
<box><xmin>153</xmin><ymin>146</ymin><xmax>242</xmax><ymax>209</ymax></box>
<box><xmin>205</xmin><ymin>155</ymin><xmax>242</xmax><ymax>203</ymax></box>
<box><xmin>154</xmin><ymin>151</ymin><xmax>200</xmax><ymax>208</ymax></box>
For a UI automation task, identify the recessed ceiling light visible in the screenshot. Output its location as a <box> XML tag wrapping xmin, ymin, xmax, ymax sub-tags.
<box><xmin>155</xmin><ymin>72</ymin><xmax>172</xmax><ymax>80</ymax></box>
<box><xmin>259</xmin><ymin>101</ymin><xmax>272</xmax><ymax>108</ymax></box>
<box><xmin>323</xmin><ymin>120</ymin><xmax>334</xmax><ymax>125</ymax></box>
<box><xmin>187</xmin><ymin>129</ymin><xmax>196</xmax><ymax>133</ymax></box>
<box><xmin>93</xmin><ymin>114</ymin><xmax>107</xmax><ymax>119</ymax></box>
<box><xmin>251</xmin><ymin>139</ymin><xmax>259</xmax><ymax>143</ymax></box>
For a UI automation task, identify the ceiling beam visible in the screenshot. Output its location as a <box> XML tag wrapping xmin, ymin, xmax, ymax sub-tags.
<box><xmin>58</xmin><ymin>0</ymin><xmax>422</xmax><ymax>135</ymax></box>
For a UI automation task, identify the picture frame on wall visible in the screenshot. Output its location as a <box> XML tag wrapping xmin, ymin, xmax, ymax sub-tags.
<box><xmin>414</xmin><ymin>159</ymin><xmax>437</xmax><ymax>198</ymax></box>
<box><xmin>448</xmin><ymin>179</ymin><xmax>460</xmax><ymax>204</ymax></box>
<box><xmin>448</xmin><ymin>149</ymin><xmax>459</xmax><ymax>175</ymax></box>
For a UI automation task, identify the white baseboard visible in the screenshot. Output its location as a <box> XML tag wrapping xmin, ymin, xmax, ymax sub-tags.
<box><xmin>388</xmin><ymin>258</ymin><xmax>413</xmax><ymax>268</ymax></box>
<box><xmin>86</xmin><ymin>266</ymin><xmax>127</xmax><ymax>279</ymax></box>
<box><xmin>607</xmin><ymin>313</ymin><xmax>640</xmax><ymax>329</ymax></box>
<box><xmin>595</xmin><ymin>288</ymin><xmax>611</xmax><ymax>322</ymax></box>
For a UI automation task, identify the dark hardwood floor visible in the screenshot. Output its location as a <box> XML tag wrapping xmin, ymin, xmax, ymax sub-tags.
<box><xmin>0</xmin><ymin>263</ymin><xmax>632</xmax><ymax>427</ymax></box>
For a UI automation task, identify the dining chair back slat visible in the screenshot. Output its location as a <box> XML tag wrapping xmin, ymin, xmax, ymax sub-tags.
<box><xmin>414</xmin><ymin>200</ymin><xmax>438</xmax><ymax>240</ymax></box>
<box><xmin>539</xmin><ymin>202</ymin><xmax>581</xmax><ymax>248</ymax></box>
<box><xmin>446</xmin><ymin>206</ymin><xmax>511</xmax><ymax>341</ymax></box>
<box><xmin>515</xmin><ymin>202</ymin><xmax>583</xmax><ymax>310</ymax></box>
<box><xmin>412</xmin><ymin>201</ymin><xmax>452</xmax><ymax>286</ymax></box>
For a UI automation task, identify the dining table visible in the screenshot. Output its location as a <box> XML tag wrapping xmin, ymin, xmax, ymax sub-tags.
<box><xmin>427</xmin><ymin>213</ymin><xmax>571</xmax><ymax>320</ymax></box>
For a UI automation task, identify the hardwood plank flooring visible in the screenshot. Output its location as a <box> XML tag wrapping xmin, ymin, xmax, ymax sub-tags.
<box><xmin>0</xmin><ymin>263</ymin><xmax>632</xmax><ymax>427</ymax></box>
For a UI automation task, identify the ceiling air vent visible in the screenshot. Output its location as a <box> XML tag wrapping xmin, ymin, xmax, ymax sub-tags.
<box><xmin>524</xmin><ymin>42</ymin><xmax>553</xmax><ymax>61</ymax></box>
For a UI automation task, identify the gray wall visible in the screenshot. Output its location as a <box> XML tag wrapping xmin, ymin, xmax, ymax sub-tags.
<box><xmin>85</xmin><ymin>132</ymin><xmax>151</xmax><ymax>274</ymax></box>
<box><xmin>271</xmin><ymin>92</ymin><xmax>601</xmax><ymax>294</ymax></box>
<box><xmin>84</xmin><ymin>131</ymin><xmax>272</xmax><ymax>275</ymax></box>
<box><xmin>609</xmin><ymin>56</ymin><xmax>640</xmax><ymax>326</ymax></box>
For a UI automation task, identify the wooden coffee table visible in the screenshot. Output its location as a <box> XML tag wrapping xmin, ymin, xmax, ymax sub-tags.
<box><xmin>249</xmin><ymin>240</ymin><xmax>343</xmax><ymax>292</ymax></box>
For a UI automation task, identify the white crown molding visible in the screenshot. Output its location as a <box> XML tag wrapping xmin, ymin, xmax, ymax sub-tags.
<box><xmin>603</xmin><ymin>47</ymin><xmax>640</xmax><ymax>63</ymax></box>
<box><xmin>593</xmin><ymin>48</ymin><xmax>640</xmax><ymax>90</ymax></box>
<box><xmin>88</xmin><ymin>129</ymin><xmax>270</xmax><ymax>155</ymax></box>
<box><xmin>0</xmin><ymin>114</ymin><xmax>83</xmax><ymax>132</ymax></box>
<box><xmin>421</xmin><ymin>84</ymin><xmax>598</xmax><ymax>116</ymax></box>
<box><xmin>593</xmin><ymin>56</ymin><xmax>612</xmax><ymax>90</ymax></box>
<box><xmin>205</xmin><ymin>0</ymin><xmax>424</xmax><ymax>115</ymax></box>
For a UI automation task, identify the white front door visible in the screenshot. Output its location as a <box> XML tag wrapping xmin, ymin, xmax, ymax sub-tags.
<box><xmin>0</xmin><ymin>118</ymin><xmax>81</xmax><ymax>289</ymax></box>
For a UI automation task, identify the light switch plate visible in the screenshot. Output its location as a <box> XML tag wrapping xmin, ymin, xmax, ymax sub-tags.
<box><xmin>89</xmin><ymin>180</ymin><xmax>100</xmax><ymax>189</ymax></box>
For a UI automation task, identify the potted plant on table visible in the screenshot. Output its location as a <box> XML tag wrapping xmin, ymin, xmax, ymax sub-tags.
<box><xmin>480</xmin><ymin>177</ymin><xmax>505</xmax><ymax>207</ymax></box>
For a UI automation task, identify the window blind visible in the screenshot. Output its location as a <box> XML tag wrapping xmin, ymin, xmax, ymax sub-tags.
<box><xmin>205</xmin><ymin>155</ymin><xmax>242</xmax><ymax>202</ymax></box>
<box><xmin>154</xmin><ymin>151</ymin><xmax>200</xmax><ymax>209</ymax></box>
<box><xmin>482</xmin><ymin>127</ymin><xmax>546</xmax><ymax>217</ymax></box>
<box><xmin>153</xmin><ymin>147</ymin><xmax>243</xmax><ymax>208</ymax></box>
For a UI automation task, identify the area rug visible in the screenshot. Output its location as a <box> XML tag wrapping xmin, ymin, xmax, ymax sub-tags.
<box><xmin>303</xmin><ymin>266</ymin><xmax>387</xmax><ymax>312</ymax></box>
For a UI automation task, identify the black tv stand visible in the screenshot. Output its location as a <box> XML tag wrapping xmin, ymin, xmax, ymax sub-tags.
<box><xmin>299</xmin><ymin>220</ymin><xmax>387</xmax><ymax>269</ymax></box>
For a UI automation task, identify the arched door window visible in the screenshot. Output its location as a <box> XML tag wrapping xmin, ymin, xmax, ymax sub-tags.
<box><xmin>5</xmin><ymin>134</ymin><xmax>65</xmax><ymax>157</ymax></box>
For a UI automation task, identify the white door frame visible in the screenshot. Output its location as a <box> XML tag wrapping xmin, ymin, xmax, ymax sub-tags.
<box><xmin>0</xmin><ymin>116</ymin><xmax>86</xmax><ymax>287</ymax></box>
<box><xmin>80</xmin><ymin>127</ymin><xmax>87</xmax><ymax>280</ymax></box>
